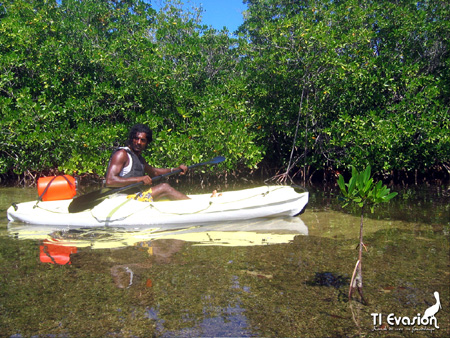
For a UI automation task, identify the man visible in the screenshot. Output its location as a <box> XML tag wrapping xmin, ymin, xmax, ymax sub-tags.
<box><xmin>105</xmin><ymin>124</ymin><xmax>189</xmax><ymax>200</ymax></box>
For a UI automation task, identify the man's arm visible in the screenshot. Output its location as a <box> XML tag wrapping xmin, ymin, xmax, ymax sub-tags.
<box><xmin>105</xmin><ymin>150</ymin><xmax>152</xmax><ymax>187</ymax></box>
<box><xmin>144</xmin><ymin>164</ymin><xmax>188</xmax><ymax>177</ymax></box>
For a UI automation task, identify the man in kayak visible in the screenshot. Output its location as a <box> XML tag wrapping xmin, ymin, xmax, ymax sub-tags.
<box><xmin>105</xmin><ymin>124</ymin><xmax>190</xmax><ymax>200</ymax></box>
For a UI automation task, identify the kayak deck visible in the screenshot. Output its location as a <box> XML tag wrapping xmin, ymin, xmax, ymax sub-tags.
<box><xmin>7</xmin><ymin>185</ymin><xmax>308</xmax><ymax>228</ymax></box>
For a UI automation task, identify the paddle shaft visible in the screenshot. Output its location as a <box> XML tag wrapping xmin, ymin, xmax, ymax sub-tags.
<box><xmin>68</xmin><ymin>156</ymin><xmax>225</xmax><ymax>213</ymax></box>
<box><xmin>104</xmin><ymin>167</ymin><xmax>182</xmax><ymax>196</ymax></box>
<box><xmin>107</xmin><ymin>160</ymin><xmax>211</xmax><ymax>195</ymax></box>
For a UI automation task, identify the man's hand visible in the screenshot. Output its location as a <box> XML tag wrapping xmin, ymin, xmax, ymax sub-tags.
<box><xmin>141</xmin><ymin>175</ymin><xmax>152</xmax><ymax>185</ymax></box>
<box><xmin>178</xmin><ymin>165</ymin><xmax>188</xmax><ymax>175</ymax></box>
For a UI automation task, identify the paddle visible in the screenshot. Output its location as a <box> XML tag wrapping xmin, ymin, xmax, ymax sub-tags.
<box><xmin>68</xmin><ymin>156</ymin><xmax>225</xmax><ymax>213</ymax></box>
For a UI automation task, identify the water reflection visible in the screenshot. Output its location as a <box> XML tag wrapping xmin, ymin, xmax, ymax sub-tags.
<box><xmin>146</xmin><ymin>301</ymin><xmax>255</xmax><ymax>338</ymax></box>
<box><xmin>1</xmin><ymin>184</ymin><xmax>449</xmax><ymax>337</ymax></box>
<box><xmin>8</xmin><ymin>216</ymin><xmax>308</xmax><ymax>251</ymax></box>
<box><xmin>40</xmin><ymin>239</ymin><xmax>77</xmax><ymax>265</ymax></box>
<box><xmin>6</xmin><ymin>216</ymin><xmax>308</xmax><ymax>336</ymax></box>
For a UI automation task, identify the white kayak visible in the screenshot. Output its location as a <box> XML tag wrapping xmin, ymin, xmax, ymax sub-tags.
<box><xmin>7</xmin><ymin>185</ymin><xmax>308</xmax><ymax>229</ymax></box>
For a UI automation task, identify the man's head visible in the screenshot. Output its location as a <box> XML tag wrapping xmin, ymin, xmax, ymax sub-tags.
<box><xmin>127</xmin><ymin>124</ymin><xmax>153</xmax><ymax>154</ymax></box>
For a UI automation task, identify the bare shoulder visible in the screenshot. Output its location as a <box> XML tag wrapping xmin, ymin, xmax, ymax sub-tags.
<box><xmin>111</xmin><ymin>149</ymin><xmax>129</xmax><ymax>164</ymax></box>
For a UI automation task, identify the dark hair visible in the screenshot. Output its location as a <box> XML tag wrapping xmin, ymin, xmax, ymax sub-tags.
<box><xmin>127</xmin><ymin>124</ymin><xmax>153</xmax><ymax>146</ymax></box>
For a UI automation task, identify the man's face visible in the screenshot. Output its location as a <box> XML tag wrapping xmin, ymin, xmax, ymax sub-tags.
<box><xmin>131</xmin><ymin>132</ymin><xmax>148</xmax><ymax>154</ymax></box>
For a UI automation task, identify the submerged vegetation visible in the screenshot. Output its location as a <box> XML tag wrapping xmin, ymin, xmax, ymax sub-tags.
<box><xmin>1</xmin><ymin>177</ymin><xmax>449</xmax><ymax>336</ymax></box>
<box><xmin>0</xmin><ymin>184</ymin><xmax>449</xmax><ymax>337</ymax></box>
<box><xmin>0</xmin><ymin>0</ymin><xmax>449</xmax><ymax>185</ymax></box>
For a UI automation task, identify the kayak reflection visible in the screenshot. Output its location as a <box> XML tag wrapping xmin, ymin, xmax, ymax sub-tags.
<box><xmin>9</xmin><ymin>216</ymin><xmax>308</xmax><ymax>253</ymax></box>
<box><xmin>10</xmin><ymin>217</ymin><xmax>308</xmax><ymax>268</ymax></box>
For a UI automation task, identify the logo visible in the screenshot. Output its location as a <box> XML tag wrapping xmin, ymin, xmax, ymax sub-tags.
<box><xmin>371</xmin><ymin>291</ymin><xmax>442</xmax><ymax>333</ymax></box>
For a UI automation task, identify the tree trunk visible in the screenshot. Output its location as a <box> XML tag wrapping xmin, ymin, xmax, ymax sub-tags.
<box><xmin>349</xmin><ymin>208</ymin><xmax>368</xmax><ymax>304</ymax></box>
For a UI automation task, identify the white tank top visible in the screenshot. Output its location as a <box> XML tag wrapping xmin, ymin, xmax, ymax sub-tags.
<box><xmin>118</xmin><ymin>147</ymin><xmax>133</xmax><ymax>177</ymax></box>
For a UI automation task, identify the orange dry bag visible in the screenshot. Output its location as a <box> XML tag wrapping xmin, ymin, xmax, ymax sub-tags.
<box><xmin>37</xmin><ymin>175</ymin><xmax>77</xmax><ymax>201</ymax></box>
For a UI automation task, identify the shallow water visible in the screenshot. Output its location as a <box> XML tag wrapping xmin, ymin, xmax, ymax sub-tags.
<box><xmin>0</xmin><ymin>183</ymin><xmax>449</xmax><ymax>337</ymax></box>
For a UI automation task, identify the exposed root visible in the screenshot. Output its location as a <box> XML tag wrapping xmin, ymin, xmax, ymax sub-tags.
<box><xmin>348</xmin><ymin>260</ymin><xmax>368</xmax><ymax>305</ymax></box>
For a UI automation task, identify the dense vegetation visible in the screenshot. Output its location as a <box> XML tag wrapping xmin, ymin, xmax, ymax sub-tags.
<box><xmin>1</xmin><ymin>0</ymin><xmax>449</xmax><ymax>185</ymax></box>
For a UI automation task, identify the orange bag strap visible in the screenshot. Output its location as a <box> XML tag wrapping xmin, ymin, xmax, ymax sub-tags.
<box><xmin>35</xmin><ymin>175</ymin><xmax>76</xmax><ymax>205</ymax></box>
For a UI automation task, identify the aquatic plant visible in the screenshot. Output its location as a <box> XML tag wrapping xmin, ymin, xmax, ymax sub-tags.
<box><xmin>337</xmin><ymin>166</ymin><xmax>397</xmax><ymax>303</ymax></box>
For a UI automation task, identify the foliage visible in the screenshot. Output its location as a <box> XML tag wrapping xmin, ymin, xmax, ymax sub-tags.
<box><xmin>239</xmin><ymin>0</ymin><xmax>449</xmax><ymax>175</ymax></box>
<box><xmin>0</xmin><ymin>0</ymin><xmax>263</xmax><ymax>181</ymax></box>
<box><xmin>337</xmin><ymin>166</ymin><xmax>398</xmax><ymax>213</ymax></box>
<box><xmin>0</xmin><ymin>0</ymin><xmax>449</xmax><ymax>183</ymax></box>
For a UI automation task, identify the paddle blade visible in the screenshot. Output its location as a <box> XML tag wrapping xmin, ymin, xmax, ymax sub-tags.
<box><xmin>209</xmin><ymin>156</ymin><xmax>226</xmax><ymax>164</ymax></box>
<box><xmin>68</xmin><ymin>181</ymin><xmax>146</xmax><ymax>213</ymax></box>
<box><xmin>68</xmin><ymin>190</ymin><xmax>108</xmax><ymax>213</ymax></box>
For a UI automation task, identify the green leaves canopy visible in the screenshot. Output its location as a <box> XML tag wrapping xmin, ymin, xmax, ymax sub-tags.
<box><xmin>239</xmin><ymin>0</ymin><xmax>449</xmax><ymax>174</ymax></box>
<box><xmin>0</xmin><ymin>0</ymin><xmax>448</xmax><ymax>181</ymax></box>
<box><xmin>0</xmin><ymin>0</ymin><xmax>263</xmax><ymax>177</ymax></box>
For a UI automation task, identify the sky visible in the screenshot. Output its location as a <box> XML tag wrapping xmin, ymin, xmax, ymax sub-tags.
<box><xmin>151</xmin><ymin>0</ymin><xmax>248</xmax><ymax>34</ymax></box>
<box><xmin>194</xmin><ymin>0</ymin><xmax>247</xmax><ymax>33</ymax></box>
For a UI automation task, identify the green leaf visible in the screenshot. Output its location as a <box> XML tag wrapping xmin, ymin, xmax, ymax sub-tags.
<box><xmin>337</xmin><ymin>174</ymin><xmax>346</xmax><ymax>195</ymax></box>
<box><xmin>363</xmin><ymin>165</ymin><xmax>371</xmax><ymax>183</ymax></box>
<box><xmin>363</xmin><ymin>178</ymin><xmax>373</xmax><ymax>194</ymax></box>
<box><xmin>382</xmin><ymin>192</ymin><xmax>398</xmax><ymax>202</ymax></box>
<box><xmin>348</xmin><ymin>176</ymin><xmax>356</xmax><ymax>195</ymax></box>
<box><xmin>351</xmin><ymin>166</ymin><xmax>358</xmax><ymax>180</ymax></box>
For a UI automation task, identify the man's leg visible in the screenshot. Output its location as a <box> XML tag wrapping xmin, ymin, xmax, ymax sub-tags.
<box><xmin>151</xmin><ymin>183</ymin><xmax>190</xmax><ymax>200</ymax></box>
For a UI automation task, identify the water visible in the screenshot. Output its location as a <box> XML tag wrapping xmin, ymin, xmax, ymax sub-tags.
<box><xmin>0</xmin><ymin>183</ymin><xmax>449</xmax><ymax>337</ymax></box>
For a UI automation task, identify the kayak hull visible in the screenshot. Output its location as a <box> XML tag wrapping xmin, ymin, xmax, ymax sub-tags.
<box><xmin>7</xmin><ymin>186</ymin><xmax>308</xmax><ymax>229</ymax></box>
